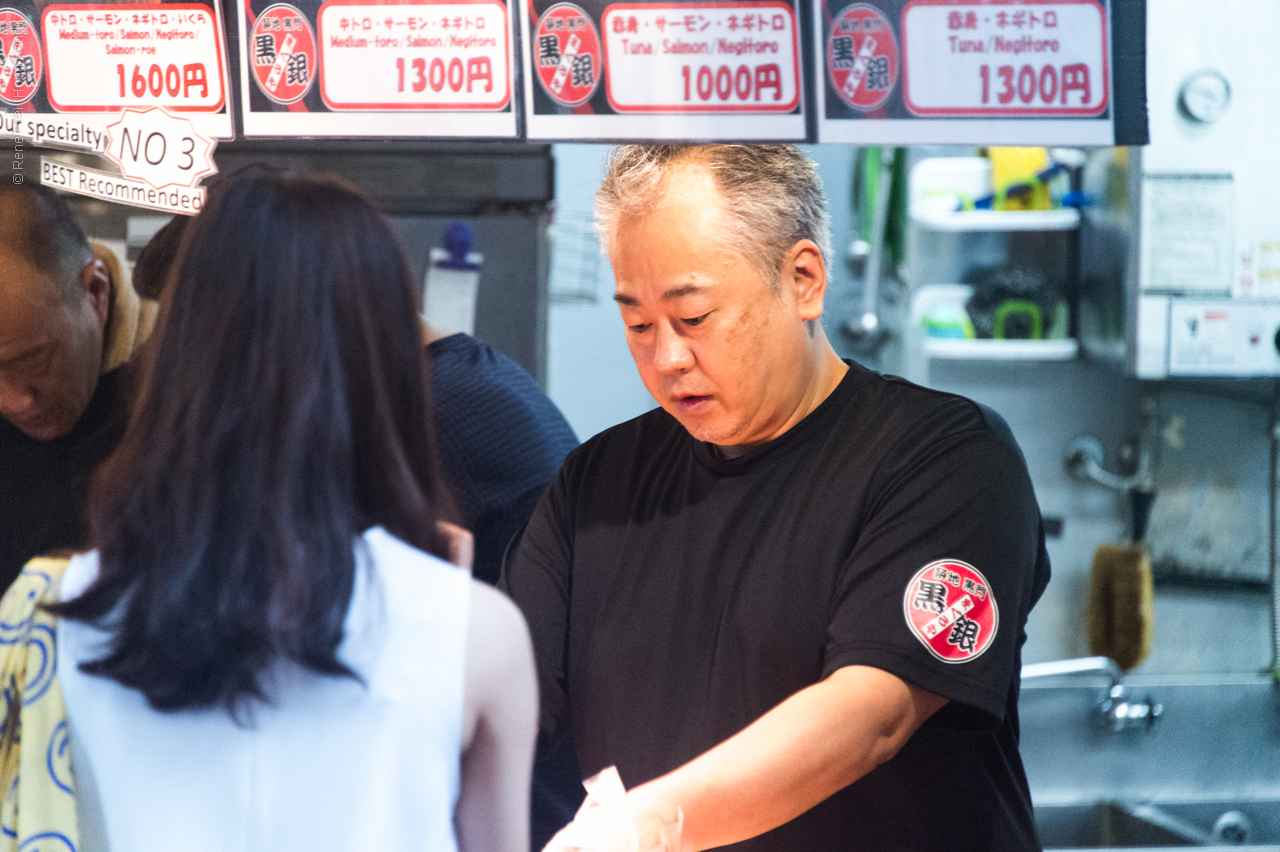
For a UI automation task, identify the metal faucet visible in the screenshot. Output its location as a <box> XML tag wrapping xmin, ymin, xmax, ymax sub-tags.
<box><xmin>1021</xmin><ymin>656</ymin><xmax>1162</xmax><ymax>733</ymax></box>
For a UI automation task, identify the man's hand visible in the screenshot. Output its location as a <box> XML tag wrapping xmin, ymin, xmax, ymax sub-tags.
<box><xmin>600</xmin><ymin>666</ymin><xmax>947</xmax><ymax>852</ymax></box>
<box><xmin>543</xmin><ymin>767</ymin><xmax>683</xmax><ymax>852</ymax></box>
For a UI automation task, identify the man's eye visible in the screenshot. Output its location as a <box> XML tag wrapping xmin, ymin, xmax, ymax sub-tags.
<box><xmin>628</xmin><ymin>323</ymin><xmax>651</xmax><ymax>334</ymax></box>
<box><xmin>682</xmin><ymin>313</ymin><xmax>710</xmax><ymax>327</ymax></box>
<box><xmin>0</xmin><ymin>349</ymin><xmax>50</xmax><ymax>373</ymax></box>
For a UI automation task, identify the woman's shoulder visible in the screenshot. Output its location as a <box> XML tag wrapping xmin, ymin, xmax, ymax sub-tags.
<box><xmin>361</xmin><ymin>527</ymin><xmax>469</xmax><ymax>586</ymax></box>
<box><xmin>467</xmin><ymin>581</ymin><xmax>530</xmax><ymax>652</ymax></box>
<box><xmin>359</xmin><ymin>527</ymin><xmax>532</xmax><ymax>703</ymax></box>
<box><xmin>361</xmin><ymin>528</ymin><xmax>527</xmax><ymax>642</ymax></box>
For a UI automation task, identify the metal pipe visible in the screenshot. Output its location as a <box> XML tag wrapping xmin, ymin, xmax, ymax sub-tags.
<box><xmin>1021</xmin><ymin>656</ymin><xmax>1121</xmax><ymax>689</ymax></box>
<box><xmin>843</xmin><ymin>147</ymin><xmax>894</xmax><ymax>352</ymax></box>
<box><xmin>1270</xmin><ymin>383</ymin><xmax>1280</xmax><ymax>677</ymax></box>
<box><xmin>1067</xmin><ymin>449</ymin><xmax>1143</xmax><ymax>493</ymax></box>
<box><xmin>862</xmin><ymin>147</ymin><xmax>894</xmax><ymax>323</ymax></box>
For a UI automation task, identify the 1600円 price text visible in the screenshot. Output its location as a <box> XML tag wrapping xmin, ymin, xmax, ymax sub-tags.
<box><xmin>114</xmin><ymin>62</ymin><xmax>212</xmax><ymax>99</ymax></box>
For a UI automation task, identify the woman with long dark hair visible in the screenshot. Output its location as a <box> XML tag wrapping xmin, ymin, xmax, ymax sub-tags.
<box><xmin>49</xmin><ymin>169</ymin><xmax>537</xmax><ymax>852</ymax></box>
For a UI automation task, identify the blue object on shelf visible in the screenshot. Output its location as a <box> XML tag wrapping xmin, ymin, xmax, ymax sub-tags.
<box><xmin>1061</xmin><ymin>190</ymin><xmax>1088</xmax><ymax>208</ymax></box>
<box><xmin>438</xmin><ymin>223</ymin><xmax>481</xmax><ymax>270</ymax></box>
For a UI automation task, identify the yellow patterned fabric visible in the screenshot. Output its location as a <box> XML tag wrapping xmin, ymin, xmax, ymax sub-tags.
<box><xmin>0</xmin><ymin>558</ymin><xmax>79</xmax><ymax>852</ymax></box>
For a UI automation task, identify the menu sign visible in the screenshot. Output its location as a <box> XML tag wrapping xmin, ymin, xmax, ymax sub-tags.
<box><xmin>901</xmin><ymin>0</ymin><xmax>1107</xmax><ymax>116</ymax></box>
<box><xmin>39</xmin><ymin>106</ymin><xmax>218</xmax><ymax>214</ymax></box>
<box><xmin>0</xmin><ymin>0</ymin><xmax>232</xmax><ymax>145</ymax></box>
<box><xmin>237</xmin><ymin>0</ymin><xmax>516</xmax><ymax>137</ymax></box>
<box><xmin>602</xmin><ymin>3</ymin><xmax>799</xmax><ymax>112</ymax></box>
<box><xmin>523</xmin><ymin>0</ymin><xmax>805</xmax><ymax>140</ymax></box>
<box><xmin>816</xmin><ymin>0</ymin><xmax>1116</xmax><ymax>145</ymax></box>
<box><xmin>43</xmin><ymin>5</ymin><xmax>225</xmax><ymax>111</ymax></box>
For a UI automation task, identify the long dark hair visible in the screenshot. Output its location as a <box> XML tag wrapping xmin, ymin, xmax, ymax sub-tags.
<box><xmin>54</xmin><ymin>168</ymin><xmax>453</xmax><ymax>714</ymax></box>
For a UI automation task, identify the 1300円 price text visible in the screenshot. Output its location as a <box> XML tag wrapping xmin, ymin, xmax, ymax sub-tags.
<box><xmin>977</xmin><ymin>61</ymin><xmax>1092</xmax><ymax>107</ymax></box>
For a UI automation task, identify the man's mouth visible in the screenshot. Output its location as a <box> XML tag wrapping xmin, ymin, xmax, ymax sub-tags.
<box><xmin>674</xmin><ymin>394</ymin><xmax>713</xmax><ymax>412</ymax></box>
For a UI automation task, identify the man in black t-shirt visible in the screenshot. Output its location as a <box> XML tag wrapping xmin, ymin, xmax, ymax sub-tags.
<box><xmin>500</xmin><ymin>145</ymin><xmax>1050</xmax><ymax>852</ymax></box>
<box><xmin>0</xmin><ymin>186</ymin><xmax>143</xmax><ymax>590</ymax></box>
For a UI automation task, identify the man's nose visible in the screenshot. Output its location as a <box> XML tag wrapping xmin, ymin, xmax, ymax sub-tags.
<box><xmin>652</xmin><ymin>323</ymin><xmax>694</xmax><ymax>374</ymax></box>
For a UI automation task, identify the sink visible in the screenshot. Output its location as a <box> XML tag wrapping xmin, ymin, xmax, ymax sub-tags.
<box><xmin>1019</xmin><ymin>675</ymin><xmax>1280</xmax><ymax>849</ymax></box>
<box><xmin>1036</xmin><ymin>799</ymin><xmax>1280</xmax><ymax>849</ymax></box>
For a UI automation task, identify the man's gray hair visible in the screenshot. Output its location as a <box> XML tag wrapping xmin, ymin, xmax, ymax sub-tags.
<box><xmin>594</xmin><ymin>144</ymin><xmax>832</xmax><ymax>288</ymax></box>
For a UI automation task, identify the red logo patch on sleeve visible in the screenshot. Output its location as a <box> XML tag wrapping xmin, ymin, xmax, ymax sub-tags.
<box><xmin>903</xmin><ymin>559</ymin><xmax>998</xmax><ymax>663</ymax></box>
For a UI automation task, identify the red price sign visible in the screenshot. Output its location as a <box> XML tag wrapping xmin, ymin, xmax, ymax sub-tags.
<box><xmin>827</xmin><ymin>3</ymin><xmax>897</xmax><ymax>111</ymax></box>
<box><xmin>534</xmin><ymin>2</ymin><xmax>601</xmax><ymax>106</ymax></box>
<box><xmin>0</xmin><ymin>9</ymin><xmax>43</xmax><ymax>105</ymax></box>
<box><xmin>317</xmin><ymin>0</ymin><xmax>511</xmax><ymax>111</ymax></box>
<box><xmin>600</xmin><ymin>2</ymin><xmax>799</xmax><ymax>113</ymax></box>
<box><xmin>250</xmin><ymin>3</ymin><xmax>316</xmax><ymax>103</ymax></box>
<box><xmin>41</xmin><ymin>4</ymin><xmax>227</xmax><ymax>112</ymax></box>
<box><xmin>901</xmin><ymin>0</ymin><xmax>1108</xmax><ymax>116</ymax></box>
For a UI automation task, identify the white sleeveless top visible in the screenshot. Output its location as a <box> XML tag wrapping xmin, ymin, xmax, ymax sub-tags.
<box><xmin>57</xmin><ymin>526</ymin><xmax>471</xmax><ymax>852</ymax></box>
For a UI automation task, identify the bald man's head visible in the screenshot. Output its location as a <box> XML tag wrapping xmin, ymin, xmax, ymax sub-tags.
<box><xmin>0</xmin><ymin>186</ymin><xmax>111</xmax><ymax>439</ymax></box>
<box><xmin>0</xmin><ymin>185</ymin><xmax>94</xmax><ymax>298</ymax></box>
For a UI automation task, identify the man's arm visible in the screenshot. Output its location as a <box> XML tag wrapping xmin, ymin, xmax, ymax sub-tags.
<box><xmin>549</xmin><ymin>665</ymin><xmax>947</xmax><ymax>852</ymax></box>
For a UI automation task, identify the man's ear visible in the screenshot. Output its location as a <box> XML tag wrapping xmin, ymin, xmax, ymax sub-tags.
<box><xmin>783</xmin><ymin>239</ymin><xmax>827</xmax><ymax>321</ymax></box>
<box><xmin>79</xmin><ymin>257</ymin><xmax>112</xmax><ymax>331</ymax></box>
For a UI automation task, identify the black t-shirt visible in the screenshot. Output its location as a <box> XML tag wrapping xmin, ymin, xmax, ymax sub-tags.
<box><xmin>500</xmin><ymin>362</ymin><xmax>1050</xmax><ymax>852</ymax></box>
<box><xmin>427</xmin><ymin>333</ymin><xmax>579</xmax><ymax>585</ymax></box>
<box><xmin>0</xmin><ymin>367</ymin><xmax>130</xmax><ymax>593</ymax></box>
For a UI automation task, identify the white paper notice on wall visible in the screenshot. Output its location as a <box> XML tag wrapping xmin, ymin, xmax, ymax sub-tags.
<box><xmin>1139</xmin><ymin>174</ymin><xmax>1234</xmax><ymax>296</ymax></box>
<box><xmin>424</xmin><ymin>258</ymin><xmax>481</xmax><ymax>335</ymax></box>
<box><xmin>424</xmin><ymin>226</ymin><xmax>483</xmax><ymax>336</ymax></box>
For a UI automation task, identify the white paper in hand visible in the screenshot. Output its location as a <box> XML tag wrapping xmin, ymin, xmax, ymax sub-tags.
<box><xmin>542</xmin><ymin>766</ymin><xmax>684</xmax><ymax>852</ymax></box>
